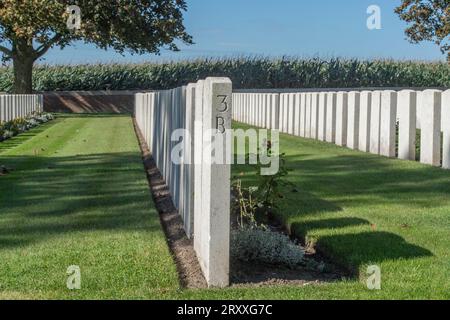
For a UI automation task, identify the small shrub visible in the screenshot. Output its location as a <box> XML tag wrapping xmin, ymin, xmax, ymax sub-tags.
<box><xmin>26</xmin><ymin>119</ymin><xmax>38</xmax><ymax>129</ymax></box>
<box><xmin>253</xmin><ymin>141</ymin><xmax>294</xmax><ymax>214</ymax></box>
<box><xmin>0</xmin><ymin>112</ymin><xmax>54</xmax><ymax>143</ymax></box>
<box><xmin>231</xmin><ymin>180</ymin><xmax>260</xmax><ymax>229</ymax></box>
<box><xmin>2</xmin><ymin>130</ymin><xmax>14</xmax><ymax>140</ymax></box>
<box><xmin>231</xmin><ymin>228</ymin><xmax>305</xmax><ymax>269</ymax></box>
<box><xmin>233</xmin><ymin>140</ymin><xmax>295</xmax><ymax>227</ymax></box>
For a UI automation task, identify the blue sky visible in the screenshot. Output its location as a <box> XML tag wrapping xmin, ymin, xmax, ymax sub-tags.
<box><xmin>41</xmin><ymin>0</ymin><xmax>446</xmax><ymax>64</ymax></box>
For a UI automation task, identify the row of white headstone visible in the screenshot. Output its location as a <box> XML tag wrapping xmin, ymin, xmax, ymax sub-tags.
<box><xmin>233</xmin><ymin>89</ymin><xmax>450</xmax><ymax>169</ymax></box>
<box><xmin>0</xmin><ymin>94</ymin><xmax>44</xmax><ymax>122</ymax></box>
<box><xmin>135</xmin><ymin>77</ymin><xmax>233</xmax><ymax>288</ymax></box>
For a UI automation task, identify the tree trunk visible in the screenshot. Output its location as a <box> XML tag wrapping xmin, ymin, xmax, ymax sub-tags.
<box><xmin>13</xmin><ymin>55</ymin><xmax>34</xmax><ymax>94</ymax></box>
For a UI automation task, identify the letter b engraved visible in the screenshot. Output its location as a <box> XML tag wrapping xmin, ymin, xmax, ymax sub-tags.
<box><xmin>216</xmin><ymin>116</ymin><xmax>226</xmax><ymax>134</ymax></box>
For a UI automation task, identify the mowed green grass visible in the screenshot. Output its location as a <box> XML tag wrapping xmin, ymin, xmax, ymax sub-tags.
<box><xmin>0</xmin><ymin>115</ymin><xmax>179</xmax><ymax>299</ymax></box>
<box><xmin>199</xmin><ymin>122</ymin><xmax>449</xmax><ymax>300</ymax></box>
<box><xmin>1</xmin><ymin>116</ymin><xmax>449</xmax><ymax>300</ymax></box>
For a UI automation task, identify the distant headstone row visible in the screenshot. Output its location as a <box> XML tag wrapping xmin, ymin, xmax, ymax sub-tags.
<box><xmin>0</xmin><ymin>94</ymin><xmax>44</xmax><ymax>122</ymax></box>
<box><xmin>233</xmin><ymin>89</ymin><xmax>450</xmax><ymax>169</ymax></box>
<box><xmin>134</xmin><ymin>77</ymin><xmax>232</xmax><ymax>288</ymax></box>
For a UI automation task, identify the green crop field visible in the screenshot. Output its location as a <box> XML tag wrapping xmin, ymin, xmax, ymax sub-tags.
<box><xmin>1</xmin><ymin>57</ymin><xmax>449</xmax><ymax>92</ymax></box>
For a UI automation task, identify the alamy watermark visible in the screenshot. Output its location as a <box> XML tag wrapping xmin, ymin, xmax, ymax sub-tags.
<box><xmin>171</xmin><ymin>126</ymin><xmax>280</xmax><ymax>176</ymax></box>
<box><xmin>367</xmin><ymin>5</ymin><xmax>382</xmax><ymax>30</ymax></box>
<box><xmin>66</xmin><ymin>5</ymin><xmax>81</xmax><ymax>30</ymax></box>
<box><xmin>366</xmin><ymin>265</ymin><xmax>381</xmax><ymax>290</ymax></box>
<box><xmin>66</xmin><ymin>265</ymin><xmax>81</xmax><ymax>290</ymax></box>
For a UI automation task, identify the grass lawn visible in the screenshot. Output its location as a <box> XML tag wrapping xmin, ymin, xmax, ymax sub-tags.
<box><xmin>1</xmin><ymin>116</ymin><xmax>449</xmax><ymax>299</ymax></box>
<box><xmin>0</xmin><ymin>115</ymin><xmax>179</xmax><ymax>299</ymax></box>
<box><xmin>203</xmin><ymin>122</ymin><xmax>449</xmax><ymax>300</ymax></box>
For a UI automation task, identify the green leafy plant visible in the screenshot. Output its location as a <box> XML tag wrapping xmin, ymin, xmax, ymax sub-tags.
<box><xmin>395</xmin><ymin>0</ymin><xmax>449</xmax><ymax>62</ymax></box>
<box><xmin>232</xmin><ymin>139</ymin><xmax>296</xmax><ymax>230</ymax></box>
<box><xmin>254</xmin><ymin>140</ymin><xmax>295</xmax><ymax>215</ymax></box>
<box><xmin>231</xmin><ymin>179</ymin><xmax>260</xmax><ymax>230</ymax></box>
<box><xmin>0</xmin><ymin>1</ymin><xmax>192</xmax><ymax>93</ymax></box>
<box><xmin>0</xmin><ymin>112</ymin><xmax>54</xmax><ymax>142</ymax></box>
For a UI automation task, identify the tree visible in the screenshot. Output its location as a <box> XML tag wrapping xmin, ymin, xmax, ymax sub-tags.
<box><xmin>395</xmin><ymin>0</ymin><xmax>449</xmax><ymax>62</ymax></box>
<box><xmin>0</xmin><ymin>1</ymin><xmax>192</xmax><ymax>93</ymax></box>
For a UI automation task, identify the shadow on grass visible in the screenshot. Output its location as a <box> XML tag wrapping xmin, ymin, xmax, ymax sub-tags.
<box><xmin>0</xmin><ymin>152</ymin><xmax>159</xmax><ymax>249</ymax></box>
<box><xmin>284</xmin><ymin>154</ymin><xmax>450</xmax><ymax>208</ymax></box>
<box><xmin>233</xmin><ymin>151</ymin><xmax>438</xmax><ymax>274</ymax></box>
<box><xmin>296</xmin><ymin>217</ymin><xmax>369</xmax><ymax>231</ymax></box>
<box><xmin>289</xmin><ymin>153</ymin><xmax>440</xmax><ymax>267</ymax></box>
<box><xmin>310</xmin><ymin>231</ymin><xmax>433</xmax><ymax>271</ymax></box>
<box><xmin>55</xmin><ymin>113</ymin><xmax>132</xmax><ymax>119</ymax></box>
<box><xmin>282</xmin><ymin>195</ymin><xmax>433</xmax><ymax>273</ymax></box>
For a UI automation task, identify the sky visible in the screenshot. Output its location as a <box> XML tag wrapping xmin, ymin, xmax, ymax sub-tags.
<box><xmin>40</xmin><ymin>0</ymin><xmax>446</xmax><ymax>65</ymax></box>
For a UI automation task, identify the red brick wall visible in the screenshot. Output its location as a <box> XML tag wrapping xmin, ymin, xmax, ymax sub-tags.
<box><xmin>43</xmin><ymin>91</ymin><xmax>144</xmax><ymax>114</ymax></box>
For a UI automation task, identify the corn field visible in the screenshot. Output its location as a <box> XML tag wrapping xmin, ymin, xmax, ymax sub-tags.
<box><xmin>0</xmin><ymin>57</ymin><xmax>449</xmax><ymax>92</ymax></box>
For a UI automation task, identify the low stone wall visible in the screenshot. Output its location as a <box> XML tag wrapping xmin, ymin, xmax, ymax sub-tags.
<box><xmin>43</xmin><ymin>91</ymin><xmax>150</xmax><ymax>114</ymax></box>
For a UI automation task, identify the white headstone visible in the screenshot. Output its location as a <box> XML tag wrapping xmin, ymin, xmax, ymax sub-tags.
<box><xmin>263</xmin><ymin>94</ymin><xmax>268</xmax><ymax>128</ymax></box>
<box><xmin>420</xmin><ymin>90</ymin><xmax>442</xmax><ymax>166</ymax></box>
<box><xmin>416</xmin><ymin>91</ymin><xmax>423</xmax><ymax>130</ymax></box>
<box><xmin>442</xmin><ymin>90</ymin><xmax>450</xmax><ymax>169</ymax></box>
<box><xmin>358</xmin><ymin>91</ymin><xmax>372</xmax><ymax>152</ymax></box>
<box><xmin>370</xmin><ymin>91</ymin><xmax>382</xmax><ymax>155</ymax></box>
<box><xmin>335</xmin><ymin>92</ymin><xmax>348</xmax><ymax>147</ymax></box>
<box><xmin>194</xmin><ymin>77</ymin><xmax>231</xmax><ymax>288</ymax></box>
<box><xmin>278</xmin><ymin>94</ymin><xmax>285</xmax><ymax>132</ymax></box>
<box><xmin>294</xmin><ymin>93</ymin><xmax>301</xmax><ymax>136</ymax></box>
<box><xmin>318</xmin><ymin>92</ymin><xmax>327</xmax><ymax>141</ymax></box>
<box><xmin>305</xmin><ymin>93</ymin><xmax>312</xmax><ymax>138</ymax></box>
<box><xmin>310</xmin><ymin>93</ymin><xmax>319</xmax><ymax>139</ymax></box>
<box><xmin>272</xmin><ymin>94</ymin><xmax>280</xmax><ymax>130</ymax></box>
<box><xmin>325</xmin><ymin>92</ymin><xmax>337</xmax><ymax>143</ymax></box>
<box><xmin>193</xmin><ymin>80</ymin><xmax>206</xmax><ymax>264</ymax></box>
<box><xmin>182</xmin><ymin>84</ymin><xmax>196</xmax><ymax>237</ymax></box>
<box><xmin>251</xmin><ymin>94</ymin><xmax>256</xmax><ymax>126</ymax></box>
<box><xmin>347</xmin><ymin>92</ymin><xmax>360</xmax><ymax>150</ymax></box>
<box><xmin>282</xmin><ymin>94</ymin><xmax>289</xmax><ymax>133</ymax></box>
<box><xmin>0</xmin><ymin>95</ymin><xmax>4</xmax><ymax>122</ymax></box>
<box><xmin>397</xmin><ymin>90</ymin><xmax>417</xmax><ymax>160</ymax></box>
<box><xmin>288</xmin><ymin>93</ymin><xmax>296</xmax><ymax>135</ymax></box>
<box><xmin>300</xmin><ymin>93</ymin><xmax>307</xmax><ymax>137</ymax></box>
<box><xmin>380</xmin><ymin>91</ymin><xmax>397</xmax><ymax>158</ymax></box>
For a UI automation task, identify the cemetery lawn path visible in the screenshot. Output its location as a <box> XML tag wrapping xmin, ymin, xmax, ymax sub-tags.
<box><xmin>0</xmin><ymin>115</ymin><xmax>179</xmax><ymax>299</ymax></box>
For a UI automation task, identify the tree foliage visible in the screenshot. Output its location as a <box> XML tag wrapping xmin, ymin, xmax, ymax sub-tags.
<box><xmin>395</xmin><ymin>0</ymin><xmax>450</xmax><ymax>61</ymax></box>
<box><xmin>0</xmin><ymin>0</ymin><xmax>192</xmax><ymax>92</ymax></box>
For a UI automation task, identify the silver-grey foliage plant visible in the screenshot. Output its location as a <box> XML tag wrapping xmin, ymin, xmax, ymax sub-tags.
<box><xmin>231</xmin><ymin>228</ymin><xmax>305</xmax><ymax>269</ymax></box>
